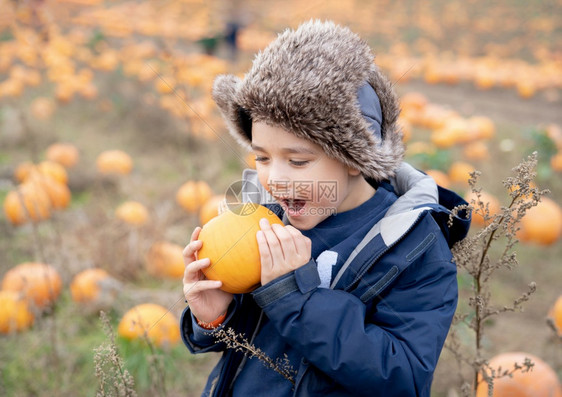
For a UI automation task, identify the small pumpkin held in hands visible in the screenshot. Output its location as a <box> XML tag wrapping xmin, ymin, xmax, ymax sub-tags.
<box><xmin>198</xmin><ymin>203</ymin><xmax>284</xmax><ymax>294</ymax></box>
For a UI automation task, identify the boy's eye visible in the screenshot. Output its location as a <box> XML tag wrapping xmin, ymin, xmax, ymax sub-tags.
<box><xmin>254</xmin><ymin>156</ymin><xmax>269</xmax><ymax>163</ymax></box>
<box><xmin>290</xmin><ymin>159</ymin><xmax>309</xmax><ymax>167</ymax></box>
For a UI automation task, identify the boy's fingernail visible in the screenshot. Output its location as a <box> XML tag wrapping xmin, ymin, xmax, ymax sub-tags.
<box><xmin>259</xmin><ymin>218</ymin><xmax>270</xmax><ymax>228</ymax></box>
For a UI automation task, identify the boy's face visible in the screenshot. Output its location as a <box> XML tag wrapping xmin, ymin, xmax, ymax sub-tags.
<box><xmin>251</xmin><ymin>122</ymin><xmax>365</xmax><ymax>230</ymax></box>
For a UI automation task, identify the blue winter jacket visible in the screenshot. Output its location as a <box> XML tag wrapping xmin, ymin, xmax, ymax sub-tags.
<box><xmin>180</xmin><ymin>163</ymin><xmax>471</xmax><ymax>396</ymax></box>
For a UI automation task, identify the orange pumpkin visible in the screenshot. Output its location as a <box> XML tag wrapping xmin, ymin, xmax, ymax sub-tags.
<box><xmin>0</xmin><ymin>290</ymin><xmax>34</xmax><ymax>334</ymax></box>
<box><xmin>115</xmin><ymin>201</ymin><xmax>149</xmax><ymax>226</ymax></box>
<box><xmin>25</xmin><ymin>172</ymin><xmax>71</xmax><ymax>210</ymax></box>
<box><xmin>199</xmin><ymin>203</ymin><xmax>284</xmax><ymax>294</ymax></box>
<box><xmin>448</xmin><ymin>161</ymin><xmax>476</xmax><ymax>187</ymax></box>
<box><xmin>442</xmin><ymin>117</ymin><xmax>471</xmax><ymax>145</ymax></box>
<box><xmin>518</xmin><ymin>197</ymin><xmax>562</xmax><ymax>245</ymax></box>
<box><xmin>1</xmin><ymin>262</ymin><xmax>62</xmax><ymax>308</ymax></box>
<box><xmin>548</xmin><ymin>295</ymin><xmax>562</xmax><ymax>336</ymax></box>
<box><xmin>96</xmin><ymin>150</ymin><xmax>133</xmax><ymax>175</ymax></box>
<box><xmin>476</xmin><ymin>352</ymin><xmax>562</xmax><ymax>397</ymax></box>
<box><xmin>70</xmin><ymin>268</ymin><xmax>115</xmax><ymax>304</ymax></box>
<box><xmin>400</xmin><ymin>91</ymin><xmax>428</xmax><ymax>113</ymax></box>
<box><xmin>30</xmin><ymin>97</ymin><xmax>56</xmax><ymax>120</ymax></box>
<box><xmin>465</xmin><ymin>190</ymin><xmax>502</xmax><ymax>227</ymax></box>
<box><xmin>3</xmin><ymin>183</ymin><xmax>51</xmax><ymax>225</ymax></box>
<box><xmin>551</xmin><ymin>152</ymin><xmax>562</xmax><ymax>172</ymax></box>
<box><xmin>45</xmin><ymin>142</ymin><xmax>79</xmax><ymax>168</ymax></box>
<box><xmin>545</xmin><ymin>123</ymin><xmax>562</xmax><ymax>149</ymax></box>
<box><xmin>146</xmin><ymin>241</ymin><xmax>185</xmax><ymax>279</ymax></box>
<box><xmin>463</xmin><ymin>141</ymin><xmax>490</xmax><ymax>161</ymax></box>
<box><xmin>37</xmin><ymin>161</ymin><xmax>68</xmax><ymax>185</ymax></box>
<box><xmin>176</xmin><ymin>180</ymin><xmax>212</xmax><ymax>213</ymax></box>
<box><xmin>516</xmin><ymin>80</ymin><xmax>536</xmax><ymax>99</ymax></box>
<box><xmin>430</xmin><ymin>127</ymin><xmax>459</xmax><ymax>149</ymax></box>
<box><xmin>118</xmin><ymin>303</ymin><xmax>180</xmax><ymax>347</ymax></box>
<box><xmin>199</xmin><ymin>195</ymin><xmax>225</xmax><ymax>226</ymax></box>
<box><xmin>468</xmin><ymin>116</ymin><xmax>496</xmax><ymax>140</ymax></box>
<box><xmin>425</xmin><ymin>169</ymin><xmax>451</xmax><ymax>189</ymax></box>
<box><xmin>14</xmin><ymin>161</ymin><xmax>36</xmax><ymax>183</ymax></box>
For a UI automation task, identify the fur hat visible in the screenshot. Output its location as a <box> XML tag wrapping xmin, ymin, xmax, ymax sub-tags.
<box><xmin>212</xmin><ymin>20</ymin><xmax>404</xmax><ymax>181</ymax></box>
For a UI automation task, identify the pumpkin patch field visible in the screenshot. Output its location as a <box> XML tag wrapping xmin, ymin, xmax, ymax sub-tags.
<box><xmin>1</xmin><ymin>0</ymin><xmax>561</xmax><ymax>396</ymax></box>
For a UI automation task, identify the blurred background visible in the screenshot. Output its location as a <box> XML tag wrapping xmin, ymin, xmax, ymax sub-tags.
<box><xmin>0</xmin><ymin>0</ymin><xmax>561</xmax><ymax>396</ymax></box>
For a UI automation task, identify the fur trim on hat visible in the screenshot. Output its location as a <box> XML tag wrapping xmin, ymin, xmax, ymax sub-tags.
<box><xmin>212</xmin><ymin>20</ymin><xmax>404</xmax><ymax>181</ymax></box>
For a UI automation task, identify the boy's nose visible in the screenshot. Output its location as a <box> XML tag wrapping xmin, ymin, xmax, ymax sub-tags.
<box><xmin>267</xmin><ymin>178</ymin><xmax>291</xmax><ymax>196</ymax></box>
<box><xmin>267</xmin><ymin>170</ymin><xmax>291</xmax><ymax>197</ymax></box>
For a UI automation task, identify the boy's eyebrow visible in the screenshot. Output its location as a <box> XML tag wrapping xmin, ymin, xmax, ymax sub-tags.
<box><xmin>251</xmin><ymin>144</ymin><xmax>316</xmax><ymax>155</ymax></box>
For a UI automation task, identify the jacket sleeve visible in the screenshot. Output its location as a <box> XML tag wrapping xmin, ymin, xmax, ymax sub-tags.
<box><xmin>251</xmin><ymin>239</ymin><xmax>458</xmax><ymax>396</ymax></box>
<box><xmin>179</xmin><ymin>297</ymin><xmax>240</xmax><ymax>354</ymax></box>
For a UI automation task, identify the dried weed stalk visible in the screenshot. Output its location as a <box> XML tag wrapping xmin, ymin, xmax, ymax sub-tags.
<box><xmin>94</xmin><ymin>311</ymin><xmax>137</xmax><ymax>397</ymax></box>
<box><xmin>446</xmin><ymin>152</ymin><xmax>546</xmax><ymax>396</ymax></box>
<box><xmin>137</xmin><ymin>321</ymin><xmax>168</xmax><ymax>397</ymax></box>
<box><xmin>213</xmin><ymin>327</ymin><xmax>297</xmax><ymax>385</ymax></box>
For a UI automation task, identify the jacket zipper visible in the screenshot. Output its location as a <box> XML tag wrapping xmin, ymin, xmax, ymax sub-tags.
<box><xmin>343</xmin><ymin>210</ymin><xmax>426</xmax><ymax>291</ymax></box>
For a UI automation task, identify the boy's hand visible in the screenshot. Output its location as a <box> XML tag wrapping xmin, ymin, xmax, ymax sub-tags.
<box><xmin>257</xmin><ymin>218</ymin><xmax>312</xmax><ymax>286</ymax></box>
<box><xmin>183</xmin><ymin>227</ymin><xmax>233</xmax><ymax>323</ymax></box>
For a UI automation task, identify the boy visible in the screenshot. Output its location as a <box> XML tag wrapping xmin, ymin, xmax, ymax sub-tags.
<box><xmin>181</xmin><ymin>20</ymin><xmax>470</xmax><ymax>396</ymax></box>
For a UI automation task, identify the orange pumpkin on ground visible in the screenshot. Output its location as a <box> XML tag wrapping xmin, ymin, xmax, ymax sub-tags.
<box><xmin>70</xmin><ymin>268</ymin><xmax>116</xmax><ymax>304</ymax></box>
<box><xmin>37</xmin><ymin>161</ymin><xmax>68</xmax><ymax>185</ymax></box>
<box><xmin>516</xmin><ymin>80</ymin><xmax>536</xmax><ymax>99</ymax></box>
<box><xmin>463</xmin><ymin>141</ymin><xmax>490</xmax><ymax>161</ymax></box>
<box><xmin>118</xmin><ymin>303</ymin><xmax>180</xmax><ymax>348</ymax></box>
<box><xmin>0</xmin><ymin>290</ymin><xmax>34</xmax><ymax>334</ymax></box>
<box><xmin>30</xmin><ymin>97</ymin><xmax>56</xmax><ymax>120</ymax></box>
<box><xmin>518</xmin><ymin>197</ymin><xmax>562</xmax><ymax>245</ymax></box>
<box><xmin>1</xmin><ymin>262</ymin><xmax>62</xmax><ymax>308</ymax></box>
<box><xmin>548</xmin><ymin>295</ymin><xmax>562</xmax><ymax>336</ymax></box>
<box><xmin>45</xmin><ymin>142</ymin><xmax>79</xmax><ymax>168</ymax></box>
<box><xmin>25</xmin><ymin>172</ymin><xmax>71</xmax><ymax>210</ymax></box>
<box><xmin>476</xmin><ymin>352</ymin><xmax>562</xmax><ymax>397</ymax></box>
<box><xmin>400</xmin><ymin>91</ymin><xmax>428</xmax><ymax>112</ymax></box>
<box><xmin>443</xmin><ymin>117</ymin><xmax>472</xmax><ymax>145</ymax></box>
<box><xmin>424</xmin><ymin>169</ymin><xmax>451</xmax><ymax>189</ymax></box>
<box><xmin>146</xmin><ymin>241</ymin><xmax>185</xmax><ymax>279</ymax></box>
<box><xmin>115</xmin><ymin>201</ymin><xmax>149</xmax><ymax>226</ymax></box>
<box><xmin>96</xmin><ymin>150</ymin><xmax>133</xmax><ymax>175</ymax></box>
<box><xmin>465</xmin><ymin>190</ymin><xmax>502</xmax><ymax>227</ymax></box>
<box><xmin>14</xmin><ymin>161</ymin><xmax>36</xmax><ymax>183</ymax></box>
<box><xmin>3</xmin><ymin>183</ymin><xmax>52</xmax><ymax>225</ymax></box>
<box><xmin>176</xmin><ymin>180</ymin><xmax>212</xmax><ymax>213</ymax></box>
<box><xmin>198</xmin><ymin>203</ymin><xmax>284</xmax><ymax>294</ymax></box>
<box><xmin>448</xmin><ymin>161</ymin><xmax>476</xmax><ymax>187</ymax></box>
<box><xmin>545</xmin><ymin>123</ymin><xmax>562</xmax><ymax>149</ymax></box>
<box><xmin>468</xmin><ymin>115</ymin><xmax>495</xmax><ymax>140</ymax></box>
<box><xmin>199</xmin><ymin>195</ymin><xmax>225</xmax><ymax>226</ymax></box>
<box><xmin>430</xmin><ymin>127</ymin><xmax>459</xmax><ymax>149</ymax></box>
<box><xmin>551</xmin><ymin>152</ymin><xmax>562</xmax><ymax>172</ymax></box>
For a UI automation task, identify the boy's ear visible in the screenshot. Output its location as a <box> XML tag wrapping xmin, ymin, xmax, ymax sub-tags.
<box><xmin>348</xmin><ymin>167</ymin><xmax>362</xmax><ymax>176</ymax></box>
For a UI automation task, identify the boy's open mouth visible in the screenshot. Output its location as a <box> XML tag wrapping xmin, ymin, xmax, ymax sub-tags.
<box><xmin>278</xmin><ymin>198</ymin><xmax>307</xmax><ymax>215</ymax></box>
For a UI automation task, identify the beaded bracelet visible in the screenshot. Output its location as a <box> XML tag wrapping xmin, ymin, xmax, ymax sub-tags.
<box><xmin>196</xmin><ymin>312</ymin><xmax>227</xmax><ymax>330</ymax></box>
